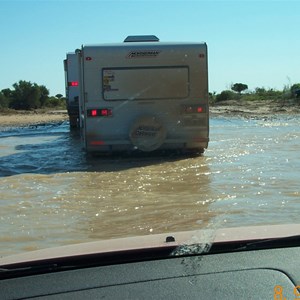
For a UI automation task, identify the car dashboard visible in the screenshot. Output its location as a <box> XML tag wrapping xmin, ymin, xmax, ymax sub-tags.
<box><xmin>1</xmin><ymin>226</ymin><xmax>300</xmax><ymax>299</ymax></box>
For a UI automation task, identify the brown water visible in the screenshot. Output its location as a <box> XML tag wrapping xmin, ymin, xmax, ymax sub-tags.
<box><xmin>0</xmin><ymin>116</ymin><xmax>300</xmax><ymax>257</ymax></box>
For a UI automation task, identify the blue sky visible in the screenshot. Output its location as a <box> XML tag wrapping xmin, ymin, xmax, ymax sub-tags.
<box><xmin>0</xmin><ymin>0</ymin><xmax>299</xmax><ymax>96</ymax></box>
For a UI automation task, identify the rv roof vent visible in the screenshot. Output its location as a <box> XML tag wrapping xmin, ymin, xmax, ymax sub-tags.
<box><xmin>124</xmin><ymin>35</ymin><xmax>160</xmax><ymax>43</ymax></box>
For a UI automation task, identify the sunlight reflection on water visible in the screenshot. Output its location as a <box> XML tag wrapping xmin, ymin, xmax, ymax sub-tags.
<box><xmin>0</xmin><ymin>116</ymin><xmax>299</xmax><ymax>256</ymax></box>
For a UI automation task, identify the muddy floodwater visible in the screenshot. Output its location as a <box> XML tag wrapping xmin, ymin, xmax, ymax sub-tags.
<box><xmin>0</xmin><ymin>115</ymin><xmax>300</xmax><ymax>257</ymax></box>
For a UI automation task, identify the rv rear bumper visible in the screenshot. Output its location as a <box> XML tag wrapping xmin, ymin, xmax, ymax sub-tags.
<box><xmin>85</xmin><ymin>138</ymin><xmax>208</xmax><ymax>154</ymax></box>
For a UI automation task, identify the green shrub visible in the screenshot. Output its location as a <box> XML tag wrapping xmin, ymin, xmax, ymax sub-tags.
<box><xmin>290</xmin><ymin>83</ymin><xmax>300</xmax><ymax>98</ymax></box>
<box><xmin>0</xmin><ymin>92</ymin><xmax>10</xmax><ymax>108</ymax></box>
<box><xmin>216</xmin><ymin>90</ymin><xmax>238</xmax><ymax>102</ymax></box>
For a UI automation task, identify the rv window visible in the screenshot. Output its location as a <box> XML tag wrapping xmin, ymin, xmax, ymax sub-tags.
<box><xmin>102</xmin><ymin>67</ymin><xmax>189</xmax><ymax>100</ymax></box>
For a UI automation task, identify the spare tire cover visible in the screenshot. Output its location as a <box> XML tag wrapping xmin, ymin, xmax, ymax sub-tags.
<box><xmin>129</xmin><ymin>116</ymin><xmax>166</xmax><ymax>152</ymax></box>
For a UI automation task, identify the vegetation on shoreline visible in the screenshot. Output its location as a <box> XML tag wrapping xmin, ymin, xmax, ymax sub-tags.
<box><xmin>209</xmin><ymin>82</ymin><xmax>300</xmax><ymax>105</ymax></box>
<box><xmin>0</xmin><ymin>80</ymin><xmax>66</xmax><ymax>111</ymax></box>
<box><xmin>1</xmin><ymin>80</ymin><xmax>300</xmax><ymax>112</ymax></box>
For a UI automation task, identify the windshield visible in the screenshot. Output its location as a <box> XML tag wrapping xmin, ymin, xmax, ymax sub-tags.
<box><xmin>0</xmin><ymin>0</ymin><xmax>300</xmax><ymax>261</ymax></box>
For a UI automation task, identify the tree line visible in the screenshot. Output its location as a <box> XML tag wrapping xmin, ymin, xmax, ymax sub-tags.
<box><xmin>0</xmin><ymin>80</ymin><xmax>66</xmax><ymax>110</ymax></box>
<box><xmin>211</xmin><ymin>82</ymin><xmax>300</xmax><ymax>103</ymax></box>
<box><xmin>2</xmin><ymin>79</ymin><xmax>300</xmax><ymax>110</ymax></box>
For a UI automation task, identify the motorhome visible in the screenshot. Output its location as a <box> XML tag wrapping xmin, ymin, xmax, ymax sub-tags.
<box><xmin>77</xmin><ymin>35</ymin><xmax>209</xmax><ymax>154</ymax></box>
<box><xmin>63</xmin><ymin>53</ymin><xmax>80</xmax><ymax>128</ymax></box>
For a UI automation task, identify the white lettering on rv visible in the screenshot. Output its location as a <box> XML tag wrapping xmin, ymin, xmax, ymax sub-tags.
<box><xmin>126</xmin><ymin>50</ymin><xmax>161</xmax><ymax>58</ymax></box>
<box><xmin>134</xmin><ymin>126</ymin><xmax>161</xmax><ymax>137</ymax></box>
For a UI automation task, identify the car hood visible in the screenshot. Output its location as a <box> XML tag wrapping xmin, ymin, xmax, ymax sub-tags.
<box><xmin>1</xmin><ymin>223</ymin><xmax>300</xmax><ymax>268</ymax></box>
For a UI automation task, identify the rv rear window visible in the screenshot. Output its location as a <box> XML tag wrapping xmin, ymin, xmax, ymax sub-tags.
<box><xmin>102</xmin><ymin>67</ymin><xmax>189</xmax><ymax>101</ymax></box>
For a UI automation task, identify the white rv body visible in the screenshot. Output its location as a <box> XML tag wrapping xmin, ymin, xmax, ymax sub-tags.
<box><xmin>77</xmin><ymin>36</ymin><xmax>209</xmax><ymax>154</ymax></box>
<box><xmin>64</xmin><ymin>53</ymin><xmax>79</xmax><ymax>128</ymax></box>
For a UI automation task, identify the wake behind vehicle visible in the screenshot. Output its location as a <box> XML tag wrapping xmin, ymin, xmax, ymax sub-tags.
<box><xmin>76</xmin><ymin>35</ymin><xmax>209</xmax><ymax>154</ymax></box>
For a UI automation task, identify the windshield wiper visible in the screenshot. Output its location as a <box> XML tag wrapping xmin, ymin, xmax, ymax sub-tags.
<box><xmin>0</xmin><ymin>263</ymin><xmax>63</xmax><ymax>280</ymax></box>
<box><xmin>171</xmin><ymin>234</ymin><xmax>300</xmax><ymax>256</ymax></box>
<box><xmin>0</xmin><ymin>244</ymin><xmax>178</xmax><ymax>280</ymax></box>
<box><xmin>235</xmin><ymin>234</ymin><xmax>300</xmax><ymax>251</ymax></box>
<box><xmin>197</xmin><ymin>234</ymin><xmax>300</xmax><ymax>254</ymax></box>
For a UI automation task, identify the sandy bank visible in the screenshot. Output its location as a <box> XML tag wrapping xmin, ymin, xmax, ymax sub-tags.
<box><xmin>0</xmin><ymin>110</ymin><xmax>69</xmax><ymax>127</ymax></box>
<box><xmin>1</xmin><ymin>100</ymin><xmax>300</xmax><ymax>128</ymax></box>
<box><xmin>210</xmin><ymin>99</ymin><xmax>300</xmax><ymax>117</ymax></box>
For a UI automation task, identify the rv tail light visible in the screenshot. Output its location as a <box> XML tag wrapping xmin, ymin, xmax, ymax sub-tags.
<box><xmin>90</xmin><ymin>141</ymin><xmax>105</xmax><ymax>145</ymax></box>
<box><xmin>185</xmin><ymin>106</ymin><xmax>193</xmax><ymax>113</ymax></box>
<box><xmin>183</xmin><ymin>105</ymin><xmax>204</xmax><ymax>114</ymax></box>
<box><xmin>68</xmin><ymin>81</ymin><xmax>79</xmax><ymax>87</ymax></box>
<box><xmin>87</xmin><ymin>108</ymin><xmax>113</xmax><ymax>117</ymax></box>
<box><xmin>197</xmin><ymin>106</ymin><xmax>203</xmax><ymax>113</ymax></box>
<box><xmin>91</xmin><ymin>109</ymin><xmax>97</xmax><ymax>116</ymax></box>
<box><xmin>100</xmin><ymin>109</ymin><xmax>112</xmax><ymax>116</ymax></box>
